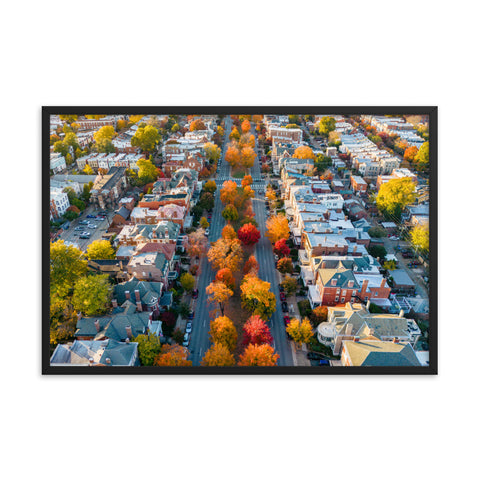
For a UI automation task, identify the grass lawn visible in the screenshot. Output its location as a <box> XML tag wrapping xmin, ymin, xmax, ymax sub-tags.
<box><xmin>232</xmin><ymin>171</ymin><xmax>245</xmax><ymax>179</ymax></box>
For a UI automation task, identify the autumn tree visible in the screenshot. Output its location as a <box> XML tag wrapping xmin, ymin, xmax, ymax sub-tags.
<box><xmin>238</xmin><ymin>344</ymin><xmax>279</xmax><ymax>366</ymax></box>
<box><xmin>186</xmin><ymin>229</ymin><xmax>209</xmax><ymax>259</ymax></box>
<box><xmin>404</xmin><ymin>146</ymin><xmax>418</xmax><ymax>162</ymax></box>
<box><xmin>131</xmin><ymin>125</ymin><xmax>160</xmax><ymax>153</ymax></box>
<box><xmin>229</xmin><ymin>126</ymin><xmax>241</xmax><ymax>141</ymax></box>
<box><xmin>72</xmin><ymin>274</ymin><xmax>112</xmax><ymax>317</ymax></box>
<box><xmin>180</xmin><ymin>272</ymin><xmax>195</xmax><ymax>292</ymax></box>
<box><xmin>215</xmin><ymin>268</ymin><xmax>235</xmax><ymax>290</ymax></box>
<box><xmin>241</xmin><ymin>175</ymin><xmax>253</xmax><ymax>188</ymax></box>
<box><xmin>317</xmin><ymin>116</ymin><xmax>336</xmax><ymax>137</ymax></box>
<box><xmin>220</xmin><ymin>180</ymin><xmax>238</xmax><ymax>204</ymax></box>
<box><xmin>206</xmin><ymin>281</ymin><xmax>233</xmax><ymax>316</ymax></box>
<box><xmin>241</xmin><ymin>119</ymin><xmax>251</xmax><ymax>133</ymax></box>
<box><xmin>136</xmin><ymin>157</ymin><xmax>158</xmax><ymax>185</ymax></box>
<box><xmin>53</xmin><ymin>140</ymin><xmax>69</xmax><ymax>158</ymax></box>
<box><xmin>414</xmin><ymin>141</ymin><xmax>429</xmax><ymax>171</ymax></box>
<box><xmin>129</xmin><ymin>115</ymin><xmax>144</xmax><ymax>124</ymax></box>
<box><xmin>221</xmin><ymin>224</ymin><xmax>237</xmax><ymax>240</ymax></box>
<box><xmin>204</xmin><ymin>142</ymin><xmax>221</xmax><ymax>162</ymax></box>
<box><xmin>280</xmin><ymin>275</ymin><xmax>297</xmax><ymax>296</ymax></box>
<box><xmin>266</xmin><ymin>214</ymin><xmax>290</xmax><ymax>243</ymax></box>
<box><xmin>239</xmin><ymin>133</ymin><xmax>255</xmax><ymax>149</ymax></box>
<box><xmin>199</xmin><ymin>217</ymin><xmax>210</xmax><ymax>229</ymax></box>
<box><xmin>86</xmin><ymin>239</ymin><xmax>115</xmax><ymax>260</ymax></box>
<box><xmin>133</xmin><ymin>333</ymin><xmax>162</xmax><ymax>366</ymax></box>
<box><xmin>201</xmin><ymin>343</ymin><xmax>236</xmax><ymax>366</ymax></box>
<box><xmin>242</xmin><ymin>315</ymin><xmax>273</xmax><ymax>346</ymax></box>
<box><xmin>83</xmin><ymin>164</ymin><xmax>94</xmax><ymax>175</ymax></box>
<box><xmin>277</xmin><ymin>257</ymin><xmax>294</xmax><ymax>274</ymax></box>
<box><xmin>274</xmin><ymin>238</ymin><xmax>290</xmax><ymax>257</ymax></box>
<box><xmin>204</xmin><ymin>180</ymin><xmax>217</xmax><ymax>193</ymax></box>
<box><xmin>376</xmin><ymin>178</ymin><xmax>416</xmax><ymax>219</ymax></box>
<box><xmin>59</xmin><ymin>114</ymin><xmax>78</xmax><ymax>124</ymax></box>
<box><xmin>209</xmin><ymin>316</ymin><xmax>237</xmax><ymax>351</ymax></box>
<box><xmin>154</xmin><ymin>344</ymin><xmax>192</xmax><ymax>366</ymax></box>
<box><xmin>50</xmin><ymin>240</ymin><xmax>88</xmax><ymax>298</ymax></box>
<box><xmin>240</xmin><ymin>273</ymin><xmax>276</xmax><ymax>319</ymax></box>
<box><xmin>243</xmin><ymin>255</ymin><xmax>259</xmax><ymax>275</ymax></box>
<box><xmin>410</xmin><ymin>224</ymin><xmax>429</xmax><ymax>253</ymax></box>
<box><xmin>225</xmin><ymin>145</ymin><xmax>240</xmax><ymax>168</ymax></box>
<box><xmin>293</xmin><ymin>145</ymin><xmax>315</xmax><ymax>160</ymax></box>
<box><xmin>286</xmin><ymin>318</ymin><xmax>314</xmax><ymax>346</ymax></box>
<box><xmin>94</xmin><ymin>125</ymin><xmax>117</xmax><ymax>153</ymax></box>
<box><xmin>217</xmin><ymin>125</ymin><xmax>224</xmax><ymax>137</ymax></box>
<box><xmin>64</xmin><ymin>132</ymin><xmax>79</xmax><ymax>151</ymax></box>
<box><xmin>310</xmin><ymin>306</ymin><xmax>328</xmax><ymax>327</ymax></box>
<box><xmin>265</xmin><ymin>186</ymin><xmax>277</xmax><ymax>202</ymax></box>
<box><xmin>222</xmin><ymin>203</ymin><xmax>239</xmax><ymax>223</ymax></box>
<box><xmin>208</xmin><ymin>237</ymin><xmax>243</xmax><ymax>272</ymax></box>
<box><xmin>237</xmin><ymin>222</ymin><xmax>260</xmax><ymax>246</ymax></box>
<box><xmin>190</xmin><ymin>119</ymin><xmax>206</xmax><ymax>131</ymax></box>
<box><xmin>240</xmin><ymin>146</ymin><xmax>255</xmax><ymax>170</ymax></box>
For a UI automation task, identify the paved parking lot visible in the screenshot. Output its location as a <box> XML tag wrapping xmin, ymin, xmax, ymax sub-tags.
<box><xmin>58</xmin><ymin>207</ymin><xmax>115</xmax><ymax>252</ymax></box>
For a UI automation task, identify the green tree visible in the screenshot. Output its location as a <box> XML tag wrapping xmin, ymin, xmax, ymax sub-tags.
<box><xmin>376</xmin><ymin>178</ymin><xmax>416</xmax><ymax>219</ymax></box>
<box><xmin>368</xmin><ymin>244</ymin><xmax>387</xmax><ymax>261</ymax></box>
<box><xmin>414</xmin><ymin>141</ymin><xmax>429</xmax><ymax>171</ymax></box>
<box><xmin>281</xmin><ymin>275</ymin><xmax>297</xmax><ymax>296</ymax></box>
<box><xmin>203</xmin><ymin>180</ymin><xmax>217</xmax><ymax>194</ymax></box>
<box><xmin>199</xmin><ymin>217</ymin><xmax>210</xmax><ymax>229</ymax></box>
<box><xmin>133</xmin><ymin>333</ymin><xmax>162</xmax><ymax>366</ymax></box>
<box><xmin>222</xmin><ymin>204</ymin><xmax>239</xmax><ymax>223</ymax></box>
<box><xmin>50</xmin><ymin>240</ymin><xmax>87</xmax><ymax>298</ymax></box>
<box><xmin>171</xmin><ymin>123</ymin><xmax>180</xmax><ymax>133</ymax></box>
<box><xmin>137</xmin><ymin>157</ymin><xmax>158</xmax><ymax>185</ymax></box>
<box><xmin>86</xmin><ymin>239</ymin><xmax>115</xmax><ymax>260</ymax></box>
<box><xmin>94</xmin><ymin>126</ymin><xmax>116</xmax><ymax>153</ymax></box>
<box><xmin>64</xmin><ymin>132</ymin><xmax>79</xmax><ymax>151</ymax></box>
<box><xmin>131</xmin><ymin>125</ymin><xmax>160</xmax><ymax>153</ymax></box>
<box><xmin>410</xmin><ymin>224</ymin><xmax>429</xmax><ymax>254</ymax></box>
<box><xmin>180</xmin><ymin>272</ymin><xmax>195</xmax><ymax>292</ymax></box>
<box><xmin>72</xmin><ymin>274</ymin><xmax>112</xmax><ymax>316</ymax></box>
<box><xmin>83</xmin><ymin>164</ymin><xmax>94</xmax><ymax>175</ymax></box>
<box><xmin>59</xmin><ymin>115</ymin><xmax>78</xmax><ymax>124</ymax></box>
<box><xmin>53</xmin><ymin>141</ymin><xmax>69</xmax><ymax>157</ymax></box>
<box><xmin>204</xmin><ymin>142</ymin><xmax>221</xmax><ymax>162</ymax></box>
<box><xmin>317</xmin><ymin>116</ymin><xmax>336</xmax><ymax>137</ymax></box>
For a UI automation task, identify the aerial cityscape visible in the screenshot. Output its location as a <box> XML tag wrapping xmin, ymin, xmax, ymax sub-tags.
<box><xmin>48</xmin><ymin>112</ymin><xmax>431</xmax><ymax>369</ymax></box>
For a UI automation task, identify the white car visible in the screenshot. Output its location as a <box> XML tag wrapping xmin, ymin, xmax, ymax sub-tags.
<box><xmin>204</xmin><ymin>228</ymin><xmax>210</xmax><ymax>236</ymax></box>
<box><xmin>182</xmin><ymin>333</ymin><xmax>190</xmax><ymax>347</ymax></box>
<box><xmin>186</xmin><ymin>322</ymin><xmax>192</xmax><ymax>334</ymax></box>
<box><xmin>88</xmin><ymin>224</ymin><xmax>97</xmax><ymax>229</ymax></box>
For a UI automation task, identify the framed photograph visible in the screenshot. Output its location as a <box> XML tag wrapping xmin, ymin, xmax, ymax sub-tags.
<box><xmin>43</xmin><ymin>107</ymin><xmax>437</xmax><ymax>374</ymax></box>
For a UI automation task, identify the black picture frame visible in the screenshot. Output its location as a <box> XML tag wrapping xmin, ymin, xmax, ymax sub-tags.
<box><xmin>43</xmin><ymin>106</ymin><xmax>437</xmax><ymax>375</ymax></box>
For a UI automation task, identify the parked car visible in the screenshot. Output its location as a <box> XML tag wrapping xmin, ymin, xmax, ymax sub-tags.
<box><xmin>283</xmin><ymin>315</ymin><xmax>290</xmax><ymax>326</ymax></box>
<box><xmin>74</xmin><ymin>227</ymin><xmax>83</xmax><ymax>231</ymax></box>
<box><xmin>79</xmin><ymin>233</ymin><xmax>91</xmax><ymax>239</ymax></box>
<box><xmin>274</xmin><ymin>254</ymin><xmax>279</xmax><ymax>261</ymax></box>
<box><xmin>281</xmin><ymin>302</ymin><xmax>288</xmax><ymax>312</ymax></box>
<box><xmin>78</xmin><ymin>220</ymin><xmax>89</xmax><ymax>225</ymax></box>
<box><xmin>279</xmin><ymin>292</ymin><xmax>286</xmax><ymax>301</ymax></box>
<box><xmin>204</xmin><ymin>228</ymin><xmax>210</xmax><ymax>236</ymax></box>
<box><xmin>86</xmin><ymin>214</ymin><xmax>96</xmax><ymax>218</ymax></box>
<box><xmin>182</xmin><ymin>333</ymin><xmax>190</xmax><ymax>347</ymax></box>
<box><xmin>188</xmin><ymin>310</ymin><xmax>194</xmax><ymax>319</ymax></box>
<box><xmin>185</xmin><ymin>322</ymin><xmax>192</xmax><ymax>334</ymax></box>
<box><xmin>279</xmin><ymin>285</ymin><xmax>284</xmax><ymax>292</ymax></box>
<box><xmin>307</xmin><ymin>352</ymin><xmax>322</xmax><ymax>360</ymax></box>
<box><xmin>192</xmin><ymin>289</ymin><xmax>198</xmax><ymax>299</ymax></box>
<box><xmin>88</xmin><ymin>224</ymin><xmax>97</xmax><ymax>229</ymax></box>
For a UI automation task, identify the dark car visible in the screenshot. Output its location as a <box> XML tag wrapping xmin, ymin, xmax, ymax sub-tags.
<box><xmin>279</xmin><ymin>285</ymin><xmax>284</xmax><ymax>292</ymax></box>
<box><xmin>192</xmin><ymin>289</ymin><xmax>198</xmax><ymax>299</ymax></box>
<box><xmin>188</xmin><ymin>310</ymin><xmax>194</xmax><ymax>319</ymax></box>
<box><xmin>283</xmin><ymin>315</ymin><xmax>290</xmax><ymax>326</ymax></box>
<box><xmin>279</xmin><ymin>292</ymin><xmax>286</xmax><ymax>301</ymax></box>
<box><xmin>86</xmin><ymin>214</ymin><xmax>95</xmax><ymax>218</ymax></box>
<box><xmin>307</xmin><ymin>352</ymin><xmax>322</xmax><ymax>360</ymax></box>
<box><xmin>281</xmin><ymin>302</ymin><xmax>288</xmax><ymax>312</ymax></box>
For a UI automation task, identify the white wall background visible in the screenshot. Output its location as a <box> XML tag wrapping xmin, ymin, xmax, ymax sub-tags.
<box><xmin>0</xmin><ymin>1</ymin><xmax>477</xmax><ymax>479</ymax></box>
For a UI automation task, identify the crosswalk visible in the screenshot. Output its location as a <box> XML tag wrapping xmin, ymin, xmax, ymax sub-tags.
<box><xmin>215</xmin><ymin>176</ymin><xmax>267</xmax><ymax>191</ymax></box>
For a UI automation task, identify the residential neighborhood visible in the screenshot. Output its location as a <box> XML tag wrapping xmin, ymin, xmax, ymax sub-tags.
<box><xmin>49</xmin><ymin>113</ymin><xmax>430</xmax><ymax>368</ymax></box>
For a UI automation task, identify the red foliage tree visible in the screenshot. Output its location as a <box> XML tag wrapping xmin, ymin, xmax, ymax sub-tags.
<box><xmin>274</xmin><ymin>238</ymin><xmax>291</xmax><ymax>257</ymax></box>
<box><xmin>215</xmin><ymin>268</ymin><xmax>235</xmax><ymax>290</ymax></box>
<box><xmin>242</xmin><ymin>315</ymin><xmax>273</xmax><ymax>346</ymax></box>
<box><xmin>161</xmin><ymin>311</ymin><xmax>177</xmax><ymax>326</ymax></box>
<box><xmin>243</xmin><ymin>255</ymin><xmax>259</xmax><ymax>275</ymax></box>
<box><xmin>237</xmin><ymin>223</ymin><xmax>261</xmax><ymax>246</ymax></box>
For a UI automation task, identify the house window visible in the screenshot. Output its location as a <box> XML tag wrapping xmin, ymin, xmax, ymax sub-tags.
<box><xmin>335</xmin><ymin>296</ymin><xmax>339</xmax><ymax>302</ymax></box>
<box><xmin>375</xmin><ymin>292</ymin><xmax>378</xmax><ymax>296</ymax></box>
<box><xmin>342</xmin><ymin>290</ymin><xmax>347</xmax><ymax>296</ymax></box>
<box><xmin>336</xmin><ymin>289</ymin><xmax>340</xmax><ymax>294</ymax></box>
<box><xmin>341</xmin><ymin>297</ymin><xmax>345</xmax><ymax>303</ymax></box>
<box><xmin>352</xmin><ymin>290</ymin><xmax>357</xmax><ymax>296</ymax></box>
<box><xmin>143</xmin><ymin>271</ymin><xmax>147</xmax><ymax>277</ymax></box>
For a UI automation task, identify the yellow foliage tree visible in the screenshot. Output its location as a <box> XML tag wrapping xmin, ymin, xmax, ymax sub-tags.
<box><xmin>238</xmin><ymin>344</ymin><xmax>279</xmax><ymax>366</ymax></box>
<box><xmin>266</xmin><ymin>214</ymin><xmax>290</xmax><ymax>243</ymax></box>
<box><xmin>207</xmin><ymin>237</ymin><xmax>244</xmax><ymax>272</ymax></box>
<box><xmin>153</xmin><ymin>344</ymin><xmax>192</xmax><ymax>366</ymax></box>
<box><xmin>209</xmin><ymin>316</ymin><xmax>238</xmax><ymax>352</ymax></box>
<box><xmin>206</xmin><ymin>281</ymin><xmax>234</xmax><ymax>316</ymax></box>
<box><xmin>410</xmin><ymin>224</ymin><xmax>429</xmax><ymax>253</ymax></box>
<box><xmin>286</xmin><ymin>318</ymin><xmax>314</xmax><ymax>346</ymax></box>
<box><xmin>240</xmin><ymin>146</ymin><xmax>256</xmax><ymax>170</ymax></box>
<box><xmin>293</xmin><ymin>145</ymin><xmax>315</xmax><ymax>160</ymax></box>
<box><xmin>201</xmin><ymin>343</ymin><xmax>236</xmax><ymax>366</ymax></box>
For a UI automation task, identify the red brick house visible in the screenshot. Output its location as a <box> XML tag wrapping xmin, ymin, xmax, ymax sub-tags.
<box><xmin>350</xmin><ymin>175</ymin><xmax>368</xmax><ymax>193</ymax></box>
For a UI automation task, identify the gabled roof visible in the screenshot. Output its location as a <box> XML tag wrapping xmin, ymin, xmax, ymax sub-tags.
<box><xmin>114</xmin><ymin>206</ymin><xmax>131</xmax><ymax>220</ymax></box>
<box><xmin>317</xmin><ymin>268</ymin><xmax>359</xmax><ymax>289</ymax></box>
<box><xmin>114</xmin><ymin>279</ymin><xmax>162</xmax><ymax>305</ymax></box>
<box><xmin>343</xmin><ymin>340</ymin><xmax>421</xmax><ymax>366</ymax></box>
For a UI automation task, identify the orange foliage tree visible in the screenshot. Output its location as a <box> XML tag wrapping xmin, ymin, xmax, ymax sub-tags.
<box><xmin>243</xmin><ymin>254</ymin><xmax>259</xmax><ymax>275</ymax></box>
<box><xmin>187</xmin><ymin>229</ymin><xmax>209</xmax><ymax>259</ymax></box>
<box><xmin>240</xmin><ymin>273</ymin><xmax>276</xmax><ymax>319</ymax></box>
<box><xmin>209</xmin><ymin>316</ymin><xmax>238</xmax><ymax>351</ymax></box>
<box><xmin>225</xmin><ymin>145</ymin><xmax>240</xmax><ymax>167</ymax></box>
<box><xmin>293</xmin><ymin>145</ymin><xmax>315</xmax><ymax>160</ymax></box>
<box><xmin>238</xmin><ymin>344</ymin><xmax>279</xmax><ymax>366</ymax></box>
<box><xmin>240</xmin><ymin>146</ymin><xmax>256</xmax><ymax>170</ymax></box>
<box><xmin>241</xmin><ymin>119</ymin><xmax>251</xmax><ymax>133</ymax></box>
<box><xmin>153</xmin><ymin>344</ymin><xmax>192</xmax><ymax>366</ymax></box>
<box><xmin>207</xmin><ymin>237</ymin><xmax>244</xmax><ymax>272</ymax></box>
<box><xmin>266</xmin><ymin>214</ymin><xmax>290</xmax><ymax>243</ymax></box>
<box><xmin>404</xmin><ymin>146</ymin><xmax>419</xmax><ymax>161</ymax></box>
<box><xmin>215</xmin><ymin>267</ymin><xmax>235</xmax><ymax>290</ymax></box>
<box><xmin>220</xmin><ymin>180</ymin><xmax>238</xmax><ymax>204</ymax></box>
<box><xmin>221</xmin><ymin>224</ymin><xmax>237</xmax><ymax>240</ymax></box>
<box><xmin>201</xmin><ymin>343</ymin><xmax>236</xmax><ymax>366</ymax></box>
<box><xmin>239</xmin><ymin>133</ymin><xmax>255</xmax><ymax>149</ymax></box>
<box><xmin>229</xmin><ymin>127</ymin><xmax>241</xmax><ymax>141</ymax></box>
<box><xmin>206</xmin><ymin>281</ymin><xmax>233</xmax><ymax>316</ymax></box>
<box><xmin>241</xmin><ymin>175</ymin><xmax>253</xmax><ymax>188</ymax></box>
<box><xmin>190</xmin><ymin>119</ymin><xmax>206</xmax><ymax>131</ymax></box>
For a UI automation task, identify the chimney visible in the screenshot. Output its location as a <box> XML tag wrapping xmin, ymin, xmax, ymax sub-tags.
<box><xmin>125</xmin><ymin>337</ymin><xmax>130</xmax><ymax>344</ymax></box>
<box><xmin>353</xmin><ymin>337</ymin><xmax>359</xmax><ymax>342</ymax></box>
<box><xmin>392</xmin><ymin>337</ymin><xmax>399</xmax><ymax>343</ymax></box>
<box><xmin>136</xmin><ymin>301</ymin><xmax>143</xmax><ymax>312</ymax></box>
<box><xmin>360</xmin><ymin>279</ymin><xmax>369</xmax><ymax>296</ymax></box>
<box><xmin>345</xmin><ymin>324</ymin><xmax>353</xmax><ymax>336</ymax></box>
<box><xmin>112</xmin><ymin>298</ymin><xmax>118</xmax><ymax>308</ymax></box>
<box><xmin>105</xmin><ymin>358</ymin><xmax>111</xmax><ymax>365</ymax></box>
<box><xmin>149</xmin><ymin>312</ymin><xmax>153</xmax><ymax>320</ymax></box>
<box><xmin>368</xmin><ymin>326</ymin><xmax>375</xmax><ymax>336</ymax></box>
<box><xmin>77</xmin><ymin>312</ymin><xmax>82</xmax><ymax>321</ymax></box>
<box><xmin>135</xmin><ymin>289</ymin><xmax>141</xmax><ymax>302</ymax></box>
<box><xmin>353</xmin><ymin>245</ymin><xmax>357</xmax><ymax>253</ymax></box>
<box><xmin>399</xmin><ymin>309</ymin><xmax>404</xmax><ymax>318</ymax></box>
<box><xmin>125</xmin><ymin>325</ymin><xmax>132</xmax><ymax>338</ymax></box>
<box><xmin>94</xmin><ymin>319</ymin><xmax>100</xmax><ymax>332</ymax></box>
<box><xmin>88</xmin><ymin>357</ymin><xmax>94</xmax><ymax>366</ymax></box>
<box><xmin>125</xmin><ymin>290</ymin><xmax>130</xmax><ymax>300</ymax></box>
<box><xmin>381</xmin><ymin>278</ymin><xmax>386</xmax><ymax>288</ymax></box>
<box><xmin>165</xmin><ymin>228</ymin><xmax>169</xmax><ymax>239</ymax></box>
<box><xmin>366</xmin><ymin>299</ymin><xmax>370</xmax><ymax>311</ymax></box>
